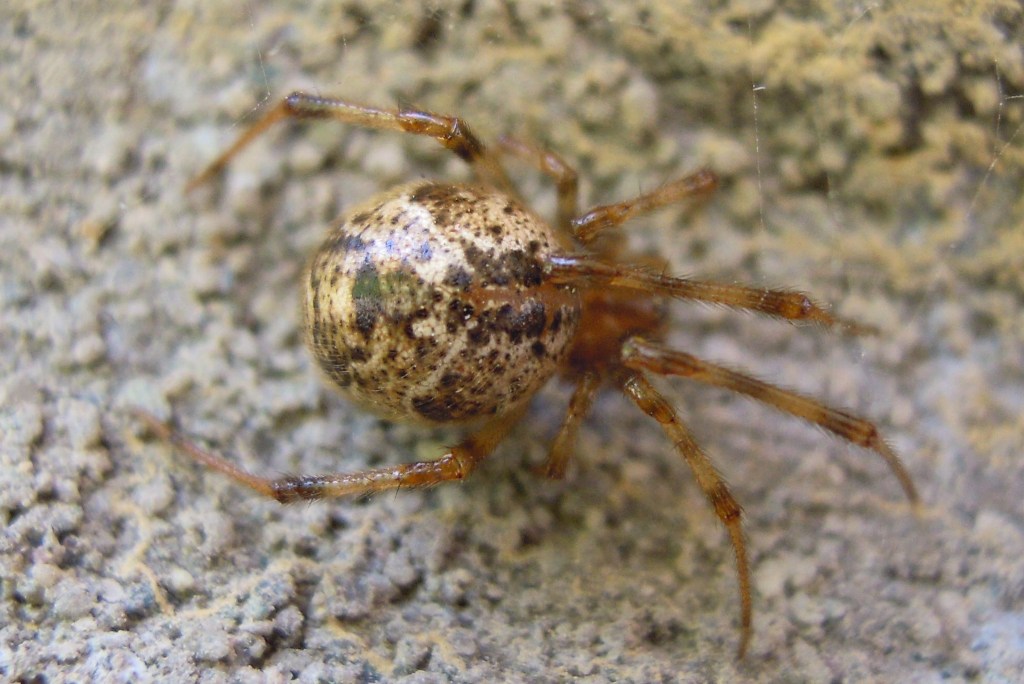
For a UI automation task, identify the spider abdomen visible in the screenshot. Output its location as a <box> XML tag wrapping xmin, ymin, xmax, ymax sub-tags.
<box><xmin>303</xmin><ymin>181</ymin><xmax>581</xmax><ymax>425</ymax></box>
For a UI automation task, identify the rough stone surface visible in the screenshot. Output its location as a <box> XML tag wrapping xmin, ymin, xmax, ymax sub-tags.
<box><xmin>2</xmin><ymin>1</ymin><xmax>1022</xmax><ymax>681</ymax></box>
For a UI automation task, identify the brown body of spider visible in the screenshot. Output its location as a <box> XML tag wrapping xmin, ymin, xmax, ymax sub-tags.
<box><xmin>140</xmin><ymin>92</ymin><xmax>919</xmax><ymax>657</ymax></box>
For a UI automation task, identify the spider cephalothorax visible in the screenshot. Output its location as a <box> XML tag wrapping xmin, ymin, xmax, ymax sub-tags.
<box><xmin>139</xmin><ymin>92</ymin><xmax>918</xmax><ymax>656</ymax></box>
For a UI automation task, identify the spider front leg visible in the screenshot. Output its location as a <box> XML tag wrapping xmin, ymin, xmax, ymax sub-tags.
<box><xmin>187</xmin><ymin>92</ymin><xmax>515</xmax><ymax>194</ymax></box>
<box><xmin>621</xmin><ymin>337</ymin><xmax>918</xmax><ymax>503</ymax></box>
<box><xmin>546</xmin><ymin>254</ymin><xmax>877</xmax><ymax>335</ymax></box>
<box><xmin>620</xmin><ymin>372</ymin><xmax>752</xmax><ymax>658</ymax></box>
<box><xmin>132</xmin><ymin>405</ymin><xmax>526</xmax><ymax>503</ymax></box>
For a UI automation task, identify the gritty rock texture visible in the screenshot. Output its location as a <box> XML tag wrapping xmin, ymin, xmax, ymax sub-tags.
<box><xmin>2</xmin><ymin>1</ymin><xmax>1022</xmax><ymax>682</ymax></box>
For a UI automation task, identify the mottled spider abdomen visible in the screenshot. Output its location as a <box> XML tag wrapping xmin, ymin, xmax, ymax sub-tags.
<box><xmin>303</xmin><ymin>181</ymin><xmax>581</xmax><ymax>425</ymax></box>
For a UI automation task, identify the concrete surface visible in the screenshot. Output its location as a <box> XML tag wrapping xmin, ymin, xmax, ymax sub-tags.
<box><xmin>2</xmin><ymin>1</ymin><xmax>1023</xmax><ymax>682</ymax></box>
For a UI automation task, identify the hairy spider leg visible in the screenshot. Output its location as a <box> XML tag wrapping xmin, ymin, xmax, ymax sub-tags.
<box><xmin>569</xmin><ymin>168</ymin><xmax>719</xmax><ymax>244</ymax></box>
<box><xmin>620</xmin><ymin>372</ymin><xmax>752</xmax><ymax>658</ymax></box>
<box><xmin>497</xmin><ymin>135</ymin><xmax>580</xmax><ymax>233</ymax></box>
<box><xmin>545</xmin><ymin>254</ymin><xmax>878</xmax><ymax>335</ymax></box>
<box><xmin>621</xmin><ymin>337</ymin><xmax>918</xmax><ymax>503</ymax></box>
<box><xmin>186</xmin><ymin>92</ymin><xmax>515</xmax><ymax>195</ymax></box>
<box><xmin>536</xmin><ymin>371</ymin><xmax>602</xmax><ymax>480</ymax></box>
<box><xmin>497</xmin><ymin>136</ymin><xmax>717</xmax><ymax>247</ymax></box>
<box><xmin>133</xmin><ymin>404</ymin><xmax>527</xmax><ymax>503</ymax></box>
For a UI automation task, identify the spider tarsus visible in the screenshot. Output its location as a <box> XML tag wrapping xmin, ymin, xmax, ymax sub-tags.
<box><xmin>184</xmin><ymin>173</ymin><xmax>208</xmax><ymax>194</ymax></box>
<box><xmin>531</xmin><ymin>462</ymin><xmax>566</xmax><ymax>480</ymax></box>
<box><xmin>736</xmin><ymin>623</ymin><xmax>751</xmax><ymax>660</ymax></box>
<box><xmin>841</xmin><ymin>319</ymin><xmax>881</xmax><ymax>336</ymax></box>
<box><xmin>873</xmin><ymin>437</ymin><xmax>920</xmax><ymax>504</ymax></box>
<box><xmin>130</xmin><ymin>407</ymin><xmax>174</xmax><ymax>440</ymax></box>
<box><xmin>132</xmin><ymin>408</ymin><xmax>281</xmax><ymax>500</ymax></box>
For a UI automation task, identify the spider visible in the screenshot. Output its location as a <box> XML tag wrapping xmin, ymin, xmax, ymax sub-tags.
<box><xmin>137</xmin><ymin>92</ymin><xmax>918</xmax><ymax>657</ymax></box>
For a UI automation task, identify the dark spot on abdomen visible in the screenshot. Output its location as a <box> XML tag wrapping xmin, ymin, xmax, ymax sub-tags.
<box><xmin>444</xmin><ymin>265</ymin><xmax>473</xmax><ymax>291</ymax></box>
<box><xmin>521</xmin><ymin>301</ymin><xmax>546</xmax><ymax>338</ymax></box>
<box><xmin>412</xmin><ymin>394</ymin><xmax>454</xmax><ymax>422</ymax></box>
<box><xmin>499</xmin><ymin>300</ymin><xmax>547</xmax><ymax>342</ymax></box>
<box><xmin>354</xmin><ymin>304</ymin><xmax>379</xmax><ymax>336</ymax></box>
<box><xmin>550</xmin><ymin>308</ymin><xmax>563</xmax><ymax>333</ymax></box>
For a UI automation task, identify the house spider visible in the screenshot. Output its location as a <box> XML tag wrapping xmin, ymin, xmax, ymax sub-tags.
<box><xmin>138</xmin><ymin>92</ymin><xmax>918</xmax><ymax>657</ymax></box>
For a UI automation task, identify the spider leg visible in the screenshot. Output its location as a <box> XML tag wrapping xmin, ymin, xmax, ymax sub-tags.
<box><xmin>571</xmin><ymin>168</ymin><xmax>719</xmax><ymax>244</ymax></box>
<box><xmin>621</xmin><ymin>337</ymin><xmax>918</xmax><ymax>503</ymax></box>
<box><xmin>497</xmin><ymin>135</ymin><xmax>579</xmax><ymax>233</ymax></box>
<box><xmin>187</xmin><ymin>92</ymin><xmax>514</xmax><ymax>194</ymax></box>
<box><xmin>545</xmin><ymin>254</ymin><xmax>877</xmax><ymax>335</ymax></box>
<box><xmin>132</xmin><ymin>404</ymin><xmax>526</xmax><ymax>503</ymax></box>
<box><xmin>620</xmin><ymin>372</ymin><xmax>752</xmax><ymax>658</ymax></box>
<box><xmin>535</xmin><ymin>371</ymin><xmax>601</xmax><ymax>480</ymax></box>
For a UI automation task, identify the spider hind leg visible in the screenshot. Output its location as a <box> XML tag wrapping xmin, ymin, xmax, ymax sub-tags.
<box><xmin>620</xmin><ymin>372</ymin><xmax>752</xmax><ymax>658</ymax></box>
<box><xmin>620</xmin><ymin>337</ymin><xmax>918</xmax><ymax>503</ymax></box>
<box><xmin>133</xmin><ymin>405</ymin><xmax>526</xmax><ymax>503</ymax></box>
